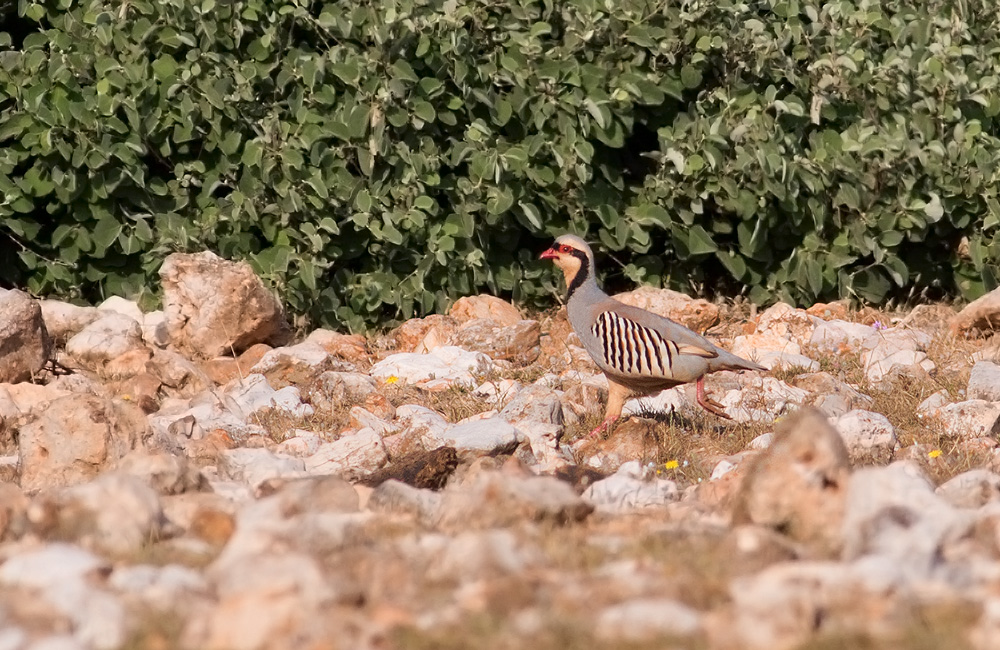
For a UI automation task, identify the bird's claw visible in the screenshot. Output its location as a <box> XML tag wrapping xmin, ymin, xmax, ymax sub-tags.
<box><xmin>697</xmin><ymin>395</ymin><xmax>732</xmax><ymax>420</ymax></box>
<box><xmin>588</xmin><ymin>416</ymin><xmax>617</xmax><ymax>438</ymax></box>
<box><xmin>696</xmin><ymin>376</ymin><xmax>732</xmax><ymax>420</ymax></box>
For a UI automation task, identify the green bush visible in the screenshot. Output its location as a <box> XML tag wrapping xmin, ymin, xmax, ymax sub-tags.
<box><xmin>1</xmin><ymin>0</ymin><xmax>999</xmax><ymax>330</ymax></box>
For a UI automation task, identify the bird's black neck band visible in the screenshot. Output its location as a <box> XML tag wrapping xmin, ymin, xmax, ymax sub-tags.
<box><xmin>566</xmin><ymin>251</ymin><xmax>590</xmax><ymax>299</ymax></box>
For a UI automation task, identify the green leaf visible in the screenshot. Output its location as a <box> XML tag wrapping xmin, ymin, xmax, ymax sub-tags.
<box><xmin>716</xmin><ymin>250</ymin><xmax>747</xmax><ymax>279</ymax></box>
<box><xmin>391</xmin><ymin>60</ymin><xmax>418</xmax><ymax>83</ymax></box>
<box><xmin>804</xmin><ymin>259</ymin><xmax>823</xmax><ymax>295</ymax></box>
<box><xmin>92</xmin><ymin>216</ymin><xmax>122</xmax><ymax>253</ymax></box>
<box><xmin>355</xmin><ymin>189</ymin><xmax>372</xmax><ymax>212</ymax></box>
<box><xmin>923</xmin><ymin>193</ymin><xmax>944</xmax><ymax>221</ymax></box>
<box><xmin>299</xmin><ymin>259</ymin><xmax>318</xmax><ymax>290</ymax></box>
<box><xmin>348</xmin><ymin>106</ymin><xmax>369</xmax><ymax>138</ymax></box>
<box><xmin>412</xmin><ymin>101</ymin><xmax>435</xmax><ymax>124</ymax></box>
<box><xmin>487</xmin><ymin>188</ymin><xmax>514</xmax><ymax>215</ymax></box>
<box><xmin>851</xmin><ymin>267</ymin><xmax>892</xmax><ymax>303</ymax></box>
<box><xmin>628</xmin><ymin>203</ymin><xmax>671</xmax><ymax>227</ymax></box>
<box><xmin>242</xmin><ymin>140</ymin><xmax>263</xmax><ymax>166</ymax></box>
<box><xmin>879</xmin><ymin>231</ymin><xmax>903</xmax><ymax>247</ymax></box>
<box><xmin>584</xmin><ymin>99</ymin><xmax>606</xmax><ymax>129</ymax></box>
<box><xmin>685</xmin><ymin>225</ymin><xmax>718</xmax><ymax>255</ymax></box>
<box><xmin>330</xmin><ymin>60</ymin><xmax>360</xmax><ymax>85</ymax></box>
<box><xmin>519</xmin><ymin>202</ymin><xmax>543</xmax><ymax>230</ymax></box>
<box><xmin>381</xmin><ymin>221</ymin><xmax>404</xmax><ymax>244</ymax></box>
<box><xmin>680</xmin><ymin>65</ymin><xmax>702</xmax><ymax>89</ymax></box>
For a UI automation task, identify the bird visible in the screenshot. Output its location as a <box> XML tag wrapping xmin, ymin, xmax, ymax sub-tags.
<box><xmin>540</xmin><ymin>233</ymin><xmax>766</xmax><ymax>437</ymax></box>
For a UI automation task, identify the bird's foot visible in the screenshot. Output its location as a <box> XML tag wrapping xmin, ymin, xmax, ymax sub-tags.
<box><xmin>588</xmin><ymin>416</ymin><xmax>618</xmax><ymax>438</ymax></box>
<box><xmin>696</xmin><ymin>376</ymin><xmax>732</xmax><ymax>420</ymax></box>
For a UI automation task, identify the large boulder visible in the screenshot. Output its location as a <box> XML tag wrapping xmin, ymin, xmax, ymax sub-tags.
<box><xmin>38</xmin><ymin>298</ymin><xmax>101</xmax><ymax>344</ymax></box>
<box><xmin>30</xmin><ymin>473</ymin><xmax>165</xmax><ymax>556</ymax></box>
<box><xmin>17</xmin><ymin>395</ymin><xmax>148</xmax><ymax>492</ymax></box>
<box><xmin>0</xmin><ymin>289</ymin><xmax>51</xmax><ymax>383</ymax></box>
<box><xmin>160</xmin><ymin>251</ymin><xmax>291</xmax><ymax>358</ymax></box>
<box><xmin>951</xmin><ymin>286</ymin><xmax>1000</xmax><ymax>335</ymax></box>
<box><xmin>613</xmin><ymin>286</ymin><xmax>719</xmax><ymax>334</ymax></box>
<box><xmin>391</xmin><ymin>314</ymin><xmax>458</xmax><ymax>353</ymax></box>
<box><xmin>448</xmin><ymin>318</ymin><xmax>541</xmax><ymax>365</ymax></box>
<box><xmin>732</xmin><ymin>407</ymin><xmax>852</xmax><ymax>554</ymax></box>
<box><xmin>65</xmin><ymin>311</ymin><xmax>146</xmax><ymax>370</ymax></box>
<box><xmin>448</xmin><ymin>295</ymin><xmax>523</xmax><ymax>327</ymax></box>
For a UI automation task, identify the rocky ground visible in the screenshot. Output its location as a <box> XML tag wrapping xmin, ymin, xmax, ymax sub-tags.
<box><xmin>5</xmin><ymin>251</ymin><xmax>1000</xmax><ymax>649</ymax></box>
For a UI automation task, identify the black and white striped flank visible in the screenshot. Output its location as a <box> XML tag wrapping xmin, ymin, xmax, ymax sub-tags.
<box><xmin>591</xmin><ymin>310</ymin><xmax>678</xmax><ymax>377</ymax></box>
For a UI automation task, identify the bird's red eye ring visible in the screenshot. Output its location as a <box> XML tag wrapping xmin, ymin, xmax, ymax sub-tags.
<box><xmin>558</xmin><ymin>244</ymin><xmax>572</xmax><ymax>253</ymax></box>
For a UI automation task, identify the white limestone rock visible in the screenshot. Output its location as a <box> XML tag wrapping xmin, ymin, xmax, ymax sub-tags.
<box><xmin>596</xmin><ymin>598</ymin><xmax>702</xmax><ymax>641</ymax></box>
<box><xmin>141</xmin><ymin>310</ymin><xmax>170</xmax><ymax>348</ymax></box>
<box><xmin>219</xmin><ymin>448</ymin><xmax>308</xmax><ymax>489</ymax></box>
<box><xmin>718</xmin><ymin>376</ymin><xmax>809</xmax><ymax>423</ymax></box>
<box><xmin>731</xmin><ymin>333</ymin><xmax>819</xmax><ymax>372</ymax></box>
<box><xmin>422</xmin><ymin>417</ymin><xmax>522</xmax><ymax>457</ymax></box>
<box><xmin>38</xmin><ymin>298</ymin><xmax>101</xmax><ymax>344</ymax></box>
<box><xmin>934</xmin><ymin>400</ymin><xmax>1000</xmax><ymax>440</ymax></box>
<box><xmin>369</xmin><ymin>346</ymin><xmax>492</xmax><ymax>389</ymax></box>
<box><xmin>305</xmin><ymin>428</ymin><xmax>388</xmax><ymax>479</ymax></box>
<box><xmin>809</xmin><ymin>319</ymin><xmax>877</xmax><ymax>353</ymax></box>
<box><xmin>832</xmin><ymin>409</ymin><xmax>898</xmax><ymax>463</ymax></box>
<box><xmin>160</xmin><ymin>250</ymin><xmax>291</xmax><ymax>357</ymax></box>
<box><xmin>66</xmin><ymin>312</ymin><xmax>145</xmax><ymax>369</ymax></box>
<box><xmin>936</xmin><ymin>469</ymin><xmax>1000</xmax><ymax>509</ymax></box>
<box><xmin>582</xmin><ymin>461</ymin><xmax>681</xmax><ymax>513</ymax></box>
<box><xmin>968</xmin><ymin>361</ymin><xmax>1000</xmax><ymax>402</ymax></box>
<box><xmin>97</xmin><ymin>296</ymin><xmax>143</xmax><ymax>323</ymax></box>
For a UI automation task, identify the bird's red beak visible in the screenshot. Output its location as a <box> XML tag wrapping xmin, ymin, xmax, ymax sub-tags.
<box><xmin>539</xmin><ymin>247</ymin><xmax>559</xmax><ymax>260</ymax></box>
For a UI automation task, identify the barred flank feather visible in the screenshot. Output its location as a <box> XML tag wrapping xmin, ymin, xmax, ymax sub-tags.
<box><xmin>591</xmin><ymin>310</ymin><xmax>679</xmax><ymax>378</ymax></box>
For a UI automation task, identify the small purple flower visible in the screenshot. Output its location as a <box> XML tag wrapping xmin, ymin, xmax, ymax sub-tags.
<box><xmin>871</xmin><ymin>320</ymin><xmax>888</xmax><ymax>331</ymax></box>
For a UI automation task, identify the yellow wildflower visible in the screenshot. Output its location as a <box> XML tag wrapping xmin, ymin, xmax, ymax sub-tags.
<box><xmin>664</xmin><ymin>460</ymin><xmax>680</xmax><ymax>470</ymax></box>
<box><xmin>928</xmin><ymin>449</ymin><xmax>942</xmax><ymax>459</ymax></box>
<box><xmin>385</xmin><ymin>376</ymin><xmax>399</xmax><ymax>385</ymax></box>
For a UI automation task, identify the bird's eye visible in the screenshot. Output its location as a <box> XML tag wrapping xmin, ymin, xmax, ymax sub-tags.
<box><xmin>559</xmin><ymin>244</ymin><xmax>572</xmax><ymax>253</ymax></box>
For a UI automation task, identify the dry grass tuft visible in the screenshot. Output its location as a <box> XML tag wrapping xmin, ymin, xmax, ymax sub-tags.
<box><xmin>561</xmin><ymin>410</ymin><xmax>606</xmax><ymax>443</ymax></box>
<box><xmin>502</xmin><ymin>361</ymin><xmax>554</xmax><ymax>386</ymax></box>
<box><xmin>382</xmin><ymin>383</ymin><xmax>495</xmax><ymax>423</ymax></box>
<box><xmin>251</xmin><ymin>405</ymin><xmax>351</xmax><ymax>443</ymax></box>
<box><xmin>768</xmin><ymin>364</ymin><xmax>814</xmax><ymax>383</ymax></box>
<box><xmin>795</xmin><ymin>599</ymin><xmax>980</xmax><ymax>650</ymax></box>
<box><xmin>119</xmin><ymin>540</ymin><xmax>218</xmax><ymax>570</ymax></box>
<box><xmin>388</xmin><ymin>613</ymin><xmax>706</xmax><ymax>650</ymax></box>
<box><xmin>119</xmin><ymin>609</ymin><xmax>186</xmax><ymax>650</ymax></box>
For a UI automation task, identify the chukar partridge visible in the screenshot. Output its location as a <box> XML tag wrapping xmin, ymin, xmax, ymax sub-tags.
<box><xmin>540</xmin><ymin>234</ymin><xmax>765</xmax><ymax>436</ymax></box>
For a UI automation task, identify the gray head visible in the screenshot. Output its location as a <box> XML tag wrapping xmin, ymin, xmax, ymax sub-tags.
<box><xmin>539</xmin><ymin>234</ymin><xmax>597</xmax><ymax>293</ymax></box>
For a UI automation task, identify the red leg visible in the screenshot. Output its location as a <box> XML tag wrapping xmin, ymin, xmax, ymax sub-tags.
<box><xmin>588</xmin><ymin>414</ymin><xmax>618</xmax><ymax>438</ymax></box>
<box><xmin>696</xmin><ymin>376</ymin><xmax>732</xmax><ymax>420</ymax></box>
<box><xmin>587</xmin><ymin>380</ymin><xmax>631</xmax><ymax>437</ymax></box>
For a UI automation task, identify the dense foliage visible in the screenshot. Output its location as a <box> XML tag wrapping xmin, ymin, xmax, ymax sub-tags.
<box><xmin>1</xmin><ymin>0</ymin><xmax>999</xmax><ymax>329</ymax></box>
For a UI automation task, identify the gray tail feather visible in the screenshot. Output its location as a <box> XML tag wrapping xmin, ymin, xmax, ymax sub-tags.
<box><xmin>713</xmin><ymin>350</ymin><xmax>768</xmax><ymax>373</ymax></box>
